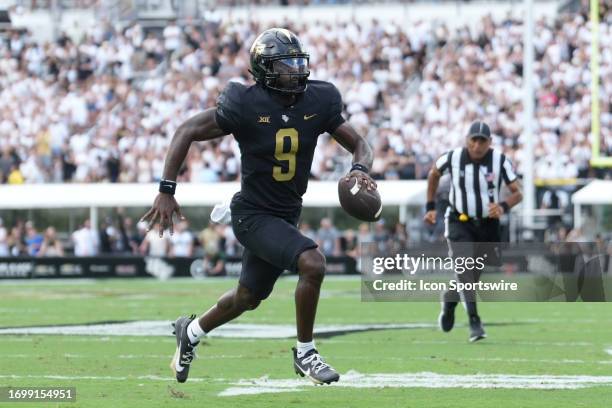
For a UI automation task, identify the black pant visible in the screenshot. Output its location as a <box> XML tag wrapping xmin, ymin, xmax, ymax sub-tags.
<box><xmin>232</xmin><ymin>211</ymin><xmax>317</xmax><ymax>301</ymax></box>
<box><xmin>444</xmin><ymin>213</ymin><xmax>501</xmax><ymax>307</ymax></box>
<box><xmin>446</xmin><ymin>213</ymin><xmax>501</xmax><ymax>243</ymax></box>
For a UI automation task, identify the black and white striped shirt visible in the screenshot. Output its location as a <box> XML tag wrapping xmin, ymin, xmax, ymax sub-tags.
<box><xmin>435</xmin><ymin>147</ymin><xmax>518</xmax><ymax>218</ymax></box>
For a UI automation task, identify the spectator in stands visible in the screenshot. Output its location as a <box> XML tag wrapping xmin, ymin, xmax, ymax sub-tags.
<box><xmin>8</xmin><ymin>225</ymin><xmax>27</xmax><ymax>256</ymax></box>
<box><xmin>98</xmin><ymin>217</ymin><xmax>118</xmax><ymax>254</ymax></box>
<box><xmin>117</xmin><ymin>216</ymin><xmax>141</xmax><ymax>254</ymax></box>
<box><xmin>140</xmin><ymin>223</ymin><xmax>171</xmax><ymax>257</ymax></box>
<box><xmin>24</xmin><ymin>221</ymin><xmax>43</xmax><ymax>256</ymax></box>
<box><xmin>203</xmin><ymin>250</ymin><xmax>226</xmax><ymax>277</ymax></box>
<box><xmin>566</xmin><ymin>227</ymin><xmax>588</xmax><ymax>242</ymax></box>
<box><xmin>7</xmin><ymin>164</ymin><xmax>24</xmax><ymax>184</ymax></box>
<box><xmin>0</xmin><ymin>217</ymin><xmax>8</xmax><ymax>256</ymax></box>
<box><xmin>373</xmin><ymin>219</ymin><xmax>390</xmax><ymax>253</ymax></box>
<box><xmin>0</xmin><ymin>148</ymin><xmax>15</xmax><ymax>183</ymax></box>
<box><xmin>390</xmin><ymin>223</ymin><xmax>409</xmax><ymax>252</ymax></box>
<box><xmin>38</xmin><ymin>226</ymin><xmax>65</xmax><ymax>257</ymax></box>
<box><xmin>199</xmin><ymin>221</ymin><xmax>221</xmax><ymax>258</ymax></box>
<box><xmin>197</xmin><ymin>221</ymin><xmax>225</xmax><ymax>275</ymax></box>
<box><xmin>163</xmin><ymin>19</ymin><xmax>182</xmax><ymax>61</ymax></box>
<box><xmin>339</xmin><ymin>228</ymin><xmax>358</xmax><ymax>258</ymax></box>
<box><xmin>170</xmin><ymin>220</ymin><xmax>194</xmax><ymax>257</ymax></box>
<box><xmin>72</xmin><ymin>219</ymin><xmax>99</xmax><ymax>256</ymax></box>
<box><xmin>317</xmin><ymin>218</ymin><xmax>340</xmax><ymax>256</ymax></box>
<box><xmin>356</xmin><ymin>222</ymin><xmax>374</xmax><ymax>250</ymax></box>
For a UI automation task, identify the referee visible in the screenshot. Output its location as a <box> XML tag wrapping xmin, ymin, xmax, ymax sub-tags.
<box><xmin>424</xmin><ymin>121</ymin><xmax>523</xmax><ymax>342</ymax></box>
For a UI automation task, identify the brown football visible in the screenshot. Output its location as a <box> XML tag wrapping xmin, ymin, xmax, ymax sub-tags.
<box><xmin>338</xmin><ymin>176</ymin><xmax>382</xmax><ymax>222</ymax></box>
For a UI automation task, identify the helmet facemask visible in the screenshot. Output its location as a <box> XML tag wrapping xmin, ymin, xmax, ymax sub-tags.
<box><xmin>263</xmin><ymin>56</ymin><xmax>310</xmax><ymax>94</ymax></box>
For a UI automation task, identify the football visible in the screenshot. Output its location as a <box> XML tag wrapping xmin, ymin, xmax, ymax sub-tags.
<box><xmin>338</xmin><ymin>176</ymin><xmax>383</xmax><ymax>222</ymax></box>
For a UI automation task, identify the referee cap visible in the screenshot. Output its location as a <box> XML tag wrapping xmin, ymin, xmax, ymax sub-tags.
<box><xmin>468</xmin><ymin>121</ymin><xmax>491</xmax><ymax>139</ymax></box>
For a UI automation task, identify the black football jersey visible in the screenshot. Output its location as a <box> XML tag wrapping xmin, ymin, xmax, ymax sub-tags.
<box><xmin>216</xmin><ymin>80</ymin><xmax>345</xmax><ymax>218</ymax></box>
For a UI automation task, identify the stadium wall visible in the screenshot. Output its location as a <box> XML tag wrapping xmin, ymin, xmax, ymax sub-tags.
<box><xmin>0</xmin><ymin>255</ymin><xmax>357</xmax><ymax>279</ymax></box>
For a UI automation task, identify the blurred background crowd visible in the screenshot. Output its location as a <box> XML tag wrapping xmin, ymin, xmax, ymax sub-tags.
<box><xmin>0</xmin><ymin>208</ymin><xmax>599</xmax><ymax>265</ymax></box>
<box><xmin>0</xmin><ymin>210</ymin><xmax>410</xmax><ymax>273</ymax></box>
<box><xmin>0</xmin><ymin>1</ymin><xmax>610</xmax><ymax>186</ymax></box>
<box><xmin>0</xmin><ymin>0</ymin><xmax>610</xmax><ymax>261</ymax></box>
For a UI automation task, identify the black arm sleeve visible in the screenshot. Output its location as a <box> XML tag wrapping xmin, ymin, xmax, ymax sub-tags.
<box><xmin>215</xmin><ymin>82</ymin><xmax>244</xmax><ymax>136</ymax></box>
<box><xmin>324</xmin><ymin>84</ymin><xmax>345</xmax><ymax>134</ymax></box>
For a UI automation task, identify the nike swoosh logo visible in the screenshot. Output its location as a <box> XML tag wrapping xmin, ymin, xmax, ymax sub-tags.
<box><xmin>175</xmin><ymin>342</ymin><xmax>184</xmax><ymax>372</ymax></box>
<box><xmin>304</xmin><ymin>114</ymin><xmax>317</xmax><ymax>120</ymax></box>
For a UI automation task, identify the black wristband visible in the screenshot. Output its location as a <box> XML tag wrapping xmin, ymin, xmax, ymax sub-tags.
<box><xmin>426</xmin><ymin>201</ymin><xmax>436</xmax><ymax>212</ymax></box>
<box><xmin>350</xmin><ymin>163</ymin><xmax>369</xmax><ymax>173</ymax></box>
<box><xmin>500</xmin><ymin>202</ymin><xmax>510</xmax><ymax>213</ymax></box>
<box><xmin>159</xmin><ymin>179</ymin><xmax>177</xmax><ymax>195</ymax></box>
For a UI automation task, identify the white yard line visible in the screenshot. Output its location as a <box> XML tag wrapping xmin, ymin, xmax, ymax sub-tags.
<box><xmin>219</xmin><ymin>371</ymin><xmax>612</xmax><ymax>396</ymax></box>
<box><xmin>3</xmin><ymin>370</ymin><xmax>612</xmax><ymax>395</ymax></box>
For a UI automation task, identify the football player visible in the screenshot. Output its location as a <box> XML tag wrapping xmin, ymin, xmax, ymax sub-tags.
<box><xmin>141</xmin><ymin>28</ymin><xmax>376</xmax><ymax>385</ymax></box>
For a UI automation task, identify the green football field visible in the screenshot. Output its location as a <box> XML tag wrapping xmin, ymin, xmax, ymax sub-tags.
<box><xmin>1</xmin><ymin>277</ymin><xmax>611</xmax><ymax>407</ymax></box>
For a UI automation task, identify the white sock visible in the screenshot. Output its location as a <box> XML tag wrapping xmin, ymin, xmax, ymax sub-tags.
<box><xmin>296</xmin><ymin>340</ymin><xmax>316</xmax><ymax>358</ymax></box>
<box><xmin>187</xmin><ymin>318</ymin><xmax>206</xmax><ymax>344</ymax></box>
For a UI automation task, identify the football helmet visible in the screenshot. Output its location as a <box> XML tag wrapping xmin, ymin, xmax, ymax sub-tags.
<box><xmin>249</xmin><ymin>28</ymin><xmax>310</xmax><ymax>94</ymax></box>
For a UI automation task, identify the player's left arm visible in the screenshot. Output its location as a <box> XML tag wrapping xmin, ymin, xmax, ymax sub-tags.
<box><xmin>331</xmin><ymin>122</ymin><xmax>377</xmax><ymax>190</ymax></box>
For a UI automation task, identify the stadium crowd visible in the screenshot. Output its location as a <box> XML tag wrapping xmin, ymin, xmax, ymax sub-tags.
<box><xmin>3</xmin><ymin>211</ymin><xmax>608</xmax><ymax>274</ymax></box>
<box><xmin>0</xmin><ymin>212</ymin><xmax>409</xmax><ymax>265</ymax></box>
<box><xmin>0</xmin><ymin>1</ymin><xmax>610</xmax><ymax>186</ymax></box>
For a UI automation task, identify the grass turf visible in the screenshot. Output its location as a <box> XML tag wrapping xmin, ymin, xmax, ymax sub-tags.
<box><xmin>1</xmin><ymin>277</ymin><xmax>611</xmax><ymax>407</ymax></box>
